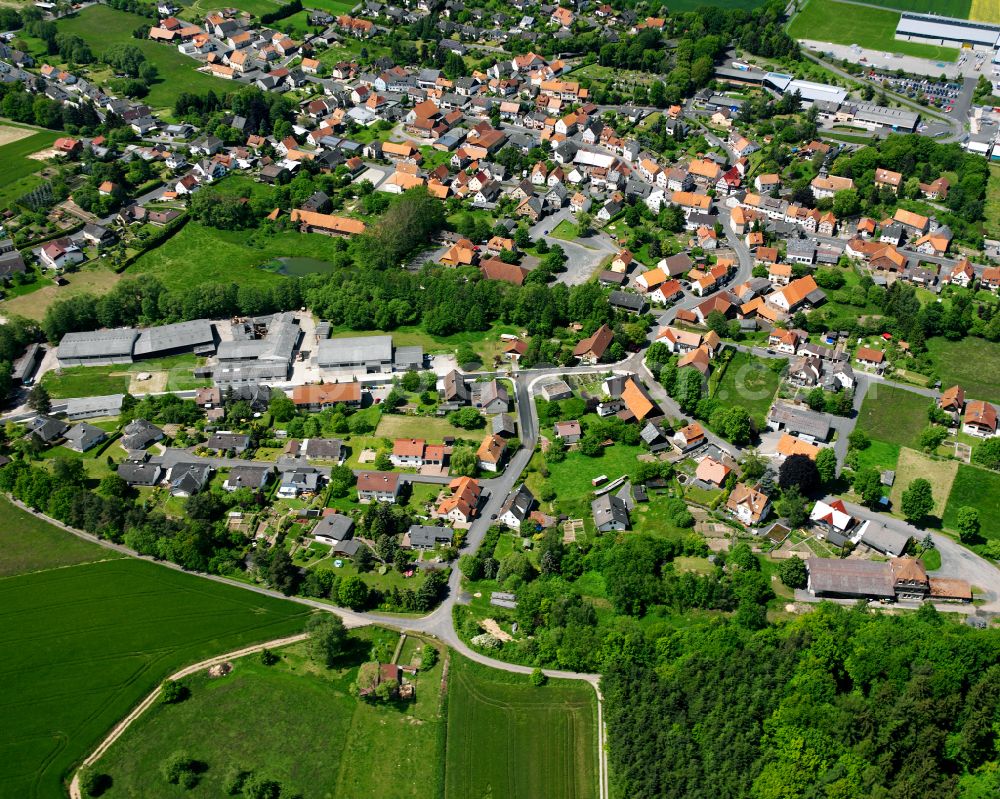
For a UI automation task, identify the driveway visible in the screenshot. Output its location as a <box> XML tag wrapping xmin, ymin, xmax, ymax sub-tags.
<box><xmin>529</xmin><ymin>208</ymin><xmax>618</xmax><ymax>285</ymax></box>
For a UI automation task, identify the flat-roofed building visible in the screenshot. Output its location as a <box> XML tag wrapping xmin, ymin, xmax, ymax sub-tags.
<box><xmin>57</xmin><ymin>328</ymin><xmax>138</xmax><ymax>367</ymax></box>
<box><xmin>318</xmin><ymin>335</ymin><xmax>393</xmax><ymax>373</ymax></box>
<box><xmin>133</xmin><ymin>319</ymin><xmax>216</xmax><ymax>359</ymax></box>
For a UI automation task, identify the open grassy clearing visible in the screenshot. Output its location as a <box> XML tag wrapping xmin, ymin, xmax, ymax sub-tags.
<box><xmin>41</xmin><ymin>354</ymin><xmax>208</xmax><ymax>399</ymax></box>
<box><xmin>534</xmin><ymin>442</ymin><xmax>645</xmax><ymax>519</ymax></box>
<box><xmin>1</xmin><ymin>265</ymin><xmax>122</xmax><ymax>321</ymax></box>
<box><xmin>888</xmin><ymin>447</ymin><xmax>957</xmax><ymax>519</ymax></box>
<box><xmin>0</xmin><ymin>497</ymin><xmax>123</xmax><ymax>577</ymax></box>
<box><xmin>0</xmin><ymin>533</ymin><xmax>309</xmax><ymax>799</ymax></box>
<box><xmin>94</xmin><ymin>632</ymin><xmax>446</xmax><ymax>799</ymax></box>
<box><xmin>854</xmin><ymin>438</ymin><xmax>901</xmax><ymax>474</ymax></box>
<box><xmin>856</xmin><ymin>383</ymin><xmax>930</xmax><ymax>448</ymax></box>
<box><xmin>943</xmin><ymin>465</ymin><xmax>1000</xmax><ymax>539</ymax></box>
<box><xmin>925</xmin><ymin>337</ymin><xmax>1000</xmax><ymax>405</ymax></box>
<box><xmin>787</xmin><ymin>0</ymin><xmax>959</xmax><ymax>61</ymax></box>
<box><xmin>711</xmin><ymin>350</ymin><xmax>783</xmax><ymax>429</ymax></box>
<box><xmin>0</xmin><ymin>122</ymin><xmax>60</xmax><ymax>210</ymax></box>
<box><xmin>987</xmin><ymin>165</ymin><xmax>1000</xmax><ymax>240</ymax></box>
<box><xmin>375</xmin><ymin>413</ymin><xmax>477</xmax><ymax>441</ymax></box>
<box><xmin>128</xmin><ymin>223</ymin><xmax>341</xmax><ymax>290</ymax></box>
<box><xmin>444</xmin><ymin>654</ymin><xmax>598</xmax><ymax>799</ymax></box>
<box><xmin>841</xmin><ymin>0</ymin><xmax>970</xmax><ymax>15</ymax></box>
<box><xmin>46</xmin><ymin>6</ymin><xmax>233</xmax><ymax>109</ymax></box>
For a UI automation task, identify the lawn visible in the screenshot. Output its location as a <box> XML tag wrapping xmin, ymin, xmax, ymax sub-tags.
<box><xmin>1</xmin><ymin>264</ymin><xmax>122</xmax><ymax>321</ymax></box>
<box><xmin>375</xmin><ymin>413</ymin><xmax>474</xmax><ymax>441</ymax></box>
<box><xmin>854</xmin><ymin>438</ymin><xmax>901</xmax><ymax>474</ymax></box>
<box><xmin>41</xmin><ymin>354</ymin><xmax>208</xmax><ymax>399</ymax></box>
<box><xmin>444</xmin><ymin>655</ymin><xmax>598</xmax><ymax>799</ymax></box>
<box><xmin>549</xmin><ymin>218</ymin><xmax>581</xmax><ymax>242</ymax></box>
<box><xmin>856</xmin><ymin>384</ymin><xmax>930</xmax><ymax>448</ymax></box>
<box><xmin>987</xmin><ymin>165</ymin><xmax>1000</xmax><ymax>240</ymax></box>
<box><xmin>943</xmin><ymin>465</ymin><xmax>1000</xmax><ymax>539</ymax></box>
<box><xmin>889</xmin><ymin>447</ymin><xmax>958</xmax><ymax>520</ymax></box>
<box><xmin>0</xmin><ymin>528</ymin><xmax>309</xmax><ymax>798</ymax></box>
<box><xmin>926</xmin><ymin>337</ymin><xmax>1000</xmax><ymax>405</ymax></box>
<box><xmin>129</xmin><ymin>223</ymin><xmax>350</xmax><ymax>290</ymax></box>
<box><xmin>0</xmin><ymin>497</ymin><xmax>123</xmax><ymax>577</ymax></box>
<box><xmin>711</xmin><ymin>350</ymin><xmax>783</xmax><ymax>429</ymax></box>
<box><xmin>51</xmin><ymin>6</ymin><xmax>234</xmax><ymax>109</ymax></box>
<box><xmin>91</xmin><ymin>633</ymin><xmax>446</xmax><ymax>799</ymax></box>
<box><xmin>536</xmin><ymin>442</ymin><xmax>647</xmax><ymax>520</ymax></box>
<box><xmin>849</xmin><ymin>0</ymin><xmax>970</xmax><ymax>14</ymax></box>
<box><xmin>787</xmin><ymin>0</ymin><xmax>959</xmax><ymax>61</ymax></box>
<box><xmin>0</xmin><ymin>122</ymin><xmax>60</xmax><ymax>210</ymax></box>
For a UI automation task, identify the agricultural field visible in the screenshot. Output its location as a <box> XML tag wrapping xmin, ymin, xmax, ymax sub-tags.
<box><xmin>375</xmin><ymin>414</ymin><xmax>478</xmax><ymax>441</ymax></box>
<box><xmin>668</xmin><ymin>0</ymin><xmax>768</xmax><ymax>7</ymax></box>
<box><xmin>926</xmin><ymin>337</ymin><xmax>1000</xmax><ymax>405</ymax></box>
<box><xmin>0</xmin><ymin>123</ymin><xmax>60</xmax><ymax>210</ymax></box>
<box><xmin>44</xmin><ymin>6</ymin><xmax>233</xmax><ymax>109</ymax></box>
<box><xmin>129</xmin><ymin>223</ymin><xmax>344</xmax><ymax>290</ymax></box>
<box><xmin>971</xmin><ymin>0</ymin><xmax>1000</xmax><ymax>24</ymax></box>
<box><xmin>987</xmin><ymin>165</ymin><xmax>1000</xmax><ymax>240</ymax></box>
<box><xmin>943</xmin><ymin>465</ymin><xmax>1000</xmax><ymax>539</ymax></box>
<box><xmin>711</xmin><ymin>350</ymin><xmax>784</xmax><ymax>429</ymax></box>
<box><xmin>888</xmin><ymin>447</ymin><xmax>957</xmax><ymax>520</ymax></box>
<box><xmin>787</xmin><ymin>0</ymin><xmax>959</xmax><ymax>61</ymax></box>
<box><xmin>0</xmin><ymin>520</ymin><xmax>309</xmax><ymax>799</ymax></box>
<box><xmin>0</xmin><ymin>497</ymin><xmax>123</xmax><ymax>577</ymax></box>
<box><xmin>444</xmin><ymin>655</ymin><xmax>598</xmax><ymax>799</ymax></box>
<box><xmin>92</xmin><ymin>632</ymin><xmax>446</xmax><ymax>799</ymax></box>
<box><xmin>855</xmin><ymin>384</ymin><xmax>930</xmax><ymax>448</ymax></box>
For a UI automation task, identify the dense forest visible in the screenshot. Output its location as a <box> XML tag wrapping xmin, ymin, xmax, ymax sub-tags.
<box><xmin>604</xmin><ymin>603</ymin><xmax>1000</xmax><ymax>799</ymax></box>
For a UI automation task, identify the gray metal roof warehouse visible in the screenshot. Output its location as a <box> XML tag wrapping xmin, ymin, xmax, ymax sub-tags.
<box><xmin>896</xmin><ymin>12</ymin><xmax>1000</xmax><ymax>48</ymax></box>
<box><xmin>851</xmin><ymin>103</ymin><xmax>919</xmax><ymax>131</ymax></box>
<box><xmin>318</xmin><ymin>335</ymin><xmax>393</xmax><ymax>367</ymax></box>
<box><xmin>58</xmin><ymin>328</ymin><xmax>139</xmax><ymax>366</ymax></box>
<box><xmin>133</xmin><ymin>319</ymin><xmax>215</xmax><ymax>358</ymax></box>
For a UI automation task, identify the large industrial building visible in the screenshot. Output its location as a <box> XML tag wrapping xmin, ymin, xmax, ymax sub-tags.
<box><xmin>212</xmin><ymin>312</ymin><xmax>302</xmax><ymax>386</ymax></box>
<box><xmin>764</xmin><ymin>72</ymin><xmax>848</xmax><ymax>105</ymax></box>
<box><xmin>895</xmin><ymin>12</ymin><xmax>1000</xmax><ymax>52</ymax></box>
<box><xmin>57</xmin><ymin>320</ymin><xmax>216</xmax><ymax>367</ymax></box>
<box><xmin>317</xmin><ymin>334</ymin><xmax>424</xmax><ymax>374</ymax></box>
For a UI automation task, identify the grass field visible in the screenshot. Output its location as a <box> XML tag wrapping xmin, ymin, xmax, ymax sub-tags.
<box><xmin>889</xmin><ymin>447</ymin><xmax>957</xmax><ymax>519</ymax></box>
<box><xmin>846</xmin><ymin>0</ymin><xmax>971</xmax><ymax>15</ymax></box>
<box><xmin>943</xmin><ymin>465</ymin><xmax>1000</xmax><ymax>539</ymax></box>
<box><xmin>854</xmin><ymin>438</ymin><xmax>901</xmax><ymax>474</ymax></box>
<box><xmin>856</xmin><ymin>384</ymin><xmax>930</xmax><ymax>448</ymax></box>
<box><xmin>375</xmin><ymin>414</ymin><xmax>474</xmax><ymax>442</ymax></box>
<box><xmin>93</xmin><ymin>633</ymin><xmax>445</xmax><ymax>799</ymax></box>
<box><xmin>711</xmin><ymin>350</ymin><xmax>783</xmax><ymax>429</ymax></box>
<box><xmin>44</xmin><ymin>7</ymin><xmax>233</xmax><ymax>109</ymax></box>
<box><xmin>0</xmin><ymin>512</ymin><xmax>309</xmax><ymax>799</ymax></box>
<box><xmin>987</xmin><ymin>165</ymin><xmax>1000</xmax><ymax>240</ymax></box>
<box><xmin>41</xmin><ymin>354</ymin><xmax>207</xmax><ymax>399</ymax></box>
<box><xmin>0</xmin><ymin>123</ymin><xmax>60</xmax><ymax>210</ymax></box>
<box><xmin>662</xmin><ymin>0</ymin><xmax>767</xmax><ymax>8</ymax></box>
<box><xmin>1</xmin><ymin>265</ymin><xmax>122</xmax><ymax>321</ymax></box>
<box><xmin>926</xmin><ymin>337</ymin><xmax>1000</xmax><ymax>405</ymax></box>
<box><xmin>971</xmin><ymin>0</ymin><xmax>1000</xmax><ymax>23</ymax></box>
<box><xmin>0</xmin><ymin>497</ymin><xmax>123</xmax><ymax>577</ymax></box>
<box><xmin>129</xmin><ymin>223</ymin><xmax>350</xmax><ymax>290</ymax></box>
<box><xmin>539</xmin><ymin>441</ymin><xmax>646</xmax><ymax>520</ymax></box>
<box><xmin>444</xmin><ymin>655</ymin><xmax>598</xmax><ymax>799</ymax></box>
<box><xmin>788</xmin><ymin>0</ymin><xmax>959</xmax><ymax>61</ymax></box>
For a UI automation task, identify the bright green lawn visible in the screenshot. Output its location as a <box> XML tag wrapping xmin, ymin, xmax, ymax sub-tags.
<box><xmin>93</xmin><ymin>633</ymin><xmax>446</xmax><ymax>799</ymax></box>
<box><xmin>51</xmin><ymin>6</ymin><xmax>235</xmax><ymax>109</ymax></box>
<box><xmin>711</xmin><ymin>350</ymin><xmax>783</xmax><ymax>429</ymax></box>
<box><xmin>787</xmin><ymin>0</ymin><xmax>959</xmax><ymax>61</ymax></box>
<box><xmin>0</xmin><ymin>540</ymin><xmax>309</xmax><ymax>798</ymax></box>
<box><xmin>846</xmin><ymin>0</ymin><xmax>970</xmax><ymax>15</ymax></box>
<box><xmin>987</xmin><ymin>165</ymin><xmax>1000</xmax><ymax>240</ymax></box>
<box><xmin>854</xmin><ymin>438</ymin><xmax>901</xmax><ymax>474</ymax></box>
<box><xmin>375</xmin><ymin>413</ymin><xmax>475</xmax><ymax>441</ymax></box>
<box><xmin>943</xmin><ymin>465</ymin><xmax>1000</xmax><ymax>540</ymax></box>
<box><xmin>444</xmin><ymin>655</ymin><xmax>598</xmax><ymax>799</ymax></box>
<box><xmin>128</xmin><ymin>223</ymin><xmax>348</xmax><ymax>289</ymax></box>
<box><xmin>926</xmin><ymin>337</ymin><xmax>1000</xmax><ymax>405</ymax></box>
<box><xmin>0</xmin><ymin>123</ymin><xmax>60</xmax><ymax>210</ymax></box>
<box><xmin>856</xmin><ymin>383</ymin><xmax>930</xmax><ymax>448</ymax></box>
<box><xmin>549</xmin><ymin>219</ymin><xmax>580</xmax><ymax>242</ymax></box>
<box><xmin>41</xmin><ymin>354</ymin><xmax>207</xmax><ymax>399</ymax></box>
<box><xmin>0</xmin><ymin>497</ymin><xmax>123</xmax><ymax>577</ymax></box>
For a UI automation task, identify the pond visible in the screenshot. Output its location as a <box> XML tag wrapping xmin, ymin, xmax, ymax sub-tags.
<box><xmin>259</xmin><ymin>256</ymin><xmax>335</xmax><ymax>276</ymax></box>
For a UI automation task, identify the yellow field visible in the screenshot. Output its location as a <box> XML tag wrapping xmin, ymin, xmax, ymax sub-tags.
<box><xmin>971</xmin><ymin>0</ymin><xmax>1000</xmax><ymax>24</ymax></box>
<box><xmin>0</xmin><ymin>124</ymin><xmax>34</xmax><ymax>147</ymax></box>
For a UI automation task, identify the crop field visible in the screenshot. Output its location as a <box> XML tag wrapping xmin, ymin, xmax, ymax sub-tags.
<box><xmin>787</xmin><ymin>0</ymin><xmax>959</xmax><ymax>61</ymax></box>
<box><xmin>0</xmin><ymin>525</ymin><xmax>309</xmax><ymax>799</ymax></box>
<box><xmin>943</xmin><ymin>465</ymin><xmax>1000</xmax><ymax>539</ymax></box>
<box><xmin>856</xmin><ymin>384</ymin><xmax>930</xmax><ymax>448</ymax></box>
<box><xmin>0</xmin><ymin>498</ymin><xmax>123</xmax><ymax>577</ymax></box>
<box><xmin>92</xmin><ymin>633</ymin><xmax>446</xmax><ymax>799</ymax></box>
<box><xmin>0</xmin><ymin>123</ymin><xmax>60</xmax><ymax>210</ymax></box>
<box><xmin>926</xmin><ymin>337</ymin><xmax>1000</xmax><ymax>405</ymax></box>
<box><xmin>970</xmin><ymin>0</ymin><xmax>1000</xmax><ymax>23</ymax></box>
<box><xmin>51</xmin><ymin>6</ymin><xmax>233</xmax><ymax>109</ymax></box>
<box><xmin>711</xmin><ymin>350</ymin><xmax>783</xmax><ymax>429</ymax></box>
<box><xmin>444</xmin><ymin>655</ymin><xmax>598</xmax><ymax>799</ymax></box>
